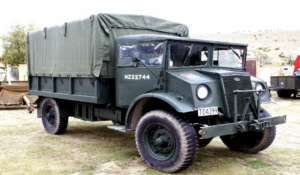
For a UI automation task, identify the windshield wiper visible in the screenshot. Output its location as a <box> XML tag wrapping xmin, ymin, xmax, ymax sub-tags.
<box><xmin>231</xmin><ymin>47</ymin><xmax>241</xmax><ymax>59</ymax></box>
<box><xmin>182</xmin><ymin>44</ymin><xmax>193</xmax><ymax>65</ymax></box>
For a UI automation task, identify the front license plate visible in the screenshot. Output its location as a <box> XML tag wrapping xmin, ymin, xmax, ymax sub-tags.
<box><xmin>198</xmin><ymin>107</ymin><xmax>218</xmax><ymax>116</ymax></box>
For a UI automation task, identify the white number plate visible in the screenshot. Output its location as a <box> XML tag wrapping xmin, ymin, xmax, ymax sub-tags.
<box><xmin>198</xmin><ymin>107</ymin><xmax>218</xmax><ymax>116</ymax></box>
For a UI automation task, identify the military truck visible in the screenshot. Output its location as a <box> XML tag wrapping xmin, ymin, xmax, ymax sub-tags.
<box><xmin>26</xmin><ymin>13</ymin><xmax>286</xmax><ymax>173</ymax></box>
<box><xmin>270</xmin><ymin>75</ymin><xmax>300</xmax><ymax>98</ymax></box>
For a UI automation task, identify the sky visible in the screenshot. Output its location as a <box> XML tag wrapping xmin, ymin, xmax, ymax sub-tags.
<box><xmin>1</xmin><ymin>0</ymin><xmax>300</xmax><ymax>54</ymax></box>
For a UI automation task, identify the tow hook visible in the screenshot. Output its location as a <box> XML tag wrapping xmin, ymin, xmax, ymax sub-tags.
<box><xmin>235</xmin><ymin>124</ymin><xmax>245</xmax><ymax>133</ymax></box>
<box><xmin>249</xmin><ymin>120</ymin><xmax>271</xmax><ymax>132</ymax></box>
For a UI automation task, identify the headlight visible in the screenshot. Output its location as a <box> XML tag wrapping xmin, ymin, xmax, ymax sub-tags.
<box><xmin>197</xmin><ymin>85</ymin><xmax>208</xmax><ymax>99</ymax></box>
<box><xmin>255</xmin><ymin>83</ymin><xmax>264</xmax><ymax>93</ymax></box>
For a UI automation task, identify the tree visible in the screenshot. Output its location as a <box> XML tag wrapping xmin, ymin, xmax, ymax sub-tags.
<box><xmin>285</xmin><ymin>53</ymin><xmax>296</xmax><ymax>65</ymax></box>
<box><xmin>1</xmin><ymin>23</ymin><xmax>37</xmax><ymax>66</ymax></box>
<box><xmin>254</xmin><ymin>51</ymin><xmax>270</xmax><ymax>65</ymax></box>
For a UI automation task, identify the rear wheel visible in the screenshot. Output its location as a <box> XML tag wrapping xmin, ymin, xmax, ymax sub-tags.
<box><xmin>41</xmin><ymin>98</ymin><xmax>68</xmax><ymax>134</ymax></box>
<box><xmin>136</xmin><ymin>110</ymin><xmax>199</xmax><ymax>173</ymax></box>
<box><xmin>220</xmin><ymin>109</ymin><xmax>276</xmax><ymax>154</ymax></box>
<box><xmin>277</xmin><ymin>90</ymin><xmax>292</xmax><ymax>98</ymax></box>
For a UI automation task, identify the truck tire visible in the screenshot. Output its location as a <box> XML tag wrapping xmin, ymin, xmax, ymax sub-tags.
<box><xmin>135</xmin><ymin>110</ymin><xmax>199</xmax><ymax>173</ymax></box>
<box><xmin>277</xmin><ymin>91</ymin><xmax>292</xmax><ymax>98</ymax></box>
<box><xmin>198</xmin><ymin>138</ymin><xmax>213</xmax><ymax>147</ymax></box>
<box><xmin>220</xmin><ymin>109</ymin><xmax>276</xmax><ymax>154</ymax></box>
<box><xmin>41</xmin><ymin>98</ymin><xmax>68</xmax><ymax>134</ymax></box>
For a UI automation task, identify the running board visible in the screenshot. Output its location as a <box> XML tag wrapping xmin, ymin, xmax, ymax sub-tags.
<box><xmin>107</xmin><ymin>125</ymin><xmax>126</xmax><ymax>132</ymax></box>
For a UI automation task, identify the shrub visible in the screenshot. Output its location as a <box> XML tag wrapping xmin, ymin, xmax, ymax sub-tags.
<box><xmin>285</xmin><ymin>54</ymin><xmax>295</xmax><ymax>65</ymax></box>
<box><xmin>263</xmin><ymin>47</ymin><xmax>271</xmax><ymax>52</ymax></box>
<box><xmin>254</xmin><ymin>52</ymin><xmax>270</xmax><ymax>65</ymax></box>
<box><xmin>275</xmin><ymin>47</ymin><xmax>280</xmax><ymax>50</ymax></box>
<box><xmin>279</xmin><ymin>52</ymin><xmax>285</xmax><ymax>58</ymax></box>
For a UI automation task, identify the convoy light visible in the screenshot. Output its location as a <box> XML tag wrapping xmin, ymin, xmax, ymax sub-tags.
<box><xmin>198</xmin><ymin>130</ymin><xmax>206</xmax><ymax>135</ymax></box>
<box><xmin>197</xmin><ymin>85</ymin><xmax>209</xmax><ymax>99</ymax></box>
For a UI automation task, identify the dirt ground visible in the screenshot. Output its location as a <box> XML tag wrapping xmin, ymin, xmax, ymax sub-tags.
<box><xmin>0</xmin><ymin>95</ymin><xmax>299</xmax><ymax>175</ymax></box>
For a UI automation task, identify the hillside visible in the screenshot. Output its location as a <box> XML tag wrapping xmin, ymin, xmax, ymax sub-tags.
<box><xmin>192</xmin><ymin>30</ymin><xmax>300</xmax><ymax>67</ymax></box>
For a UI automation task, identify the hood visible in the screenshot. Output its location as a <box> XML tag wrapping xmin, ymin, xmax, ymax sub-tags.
<box><xmin>166</xmin><ymin>69</ymin><xmax>223</xmax><ymax>109</ymax></box>
<box><xmin>167</xmin><ymin>70</ymin><xmax>215</xmax><ymax>85</ymax></box>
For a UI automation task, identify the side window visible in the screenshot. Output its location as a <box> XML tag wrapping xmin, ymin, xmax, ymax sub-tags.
<box><xmin>118</xmin><ymin>43</ymin><xmax>164</xmax><ymax>67</ymax></box>
<box><xmin>119</xmin><ymin>45</ymin><xmax>137</xmax><ymax>58</ymax></box>
<box><xmin>118</xmin><ymin>45</ymin><xmax>137</xmax><ymax>67</ymax></box>
<box><xmin>137</xmin><ymin>42</ymin><xmax>164</xmax><ymax>67</ymax></box>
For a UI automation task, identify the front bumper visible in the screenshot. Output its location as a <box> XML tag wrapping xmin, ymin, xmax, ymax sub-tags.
<box><xmin>199</xmin><ymin>115</ymin><xmax>286</xmax><ymax>139</ymax></box>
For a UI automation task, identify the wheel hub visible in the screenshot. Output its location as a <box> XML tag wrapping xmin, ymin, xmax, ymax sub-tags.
<box><xmin>154</xmin><ymin>136</ymin><xmax>167</xmax><ymax>146</ymax></box>
<box><xmin>44</xmin><ymin>105</ymin><xmax>55</xmax><ymax>127</ymax></box>
<box><xmin>144</xmin><ymin>124</ymin><xmax>175</xmax><ymax>161</ymax></box>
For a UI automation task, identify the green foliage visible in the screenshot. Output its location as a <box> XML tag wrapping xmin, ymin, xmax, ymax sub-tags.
<box><xmin>275</xmin><ymin>40</ymin><xmax>277</xmax><ymax>42</ymax></box>
<box><xmin>262</xmin><ymin>47</ymin><xmax>271</xmax><ymax>52</ymax></box>
<box><xmin>0</xmin><ymin>22</ymin><xmax>37</xmax><ymax>66</ymax></box>
<box><xmin>254</xmin><ymin>52</ymin><xmax>270</xmax><ymax>65</ymax></box>
<box><xmin>258</xmin><ymin>47</ymin><xmax>263</xmax><ymax>50</ymax></box>
<box><xmin>285</xmin><ymin>54</ymin><xmax>295</xmax><ymax>65</ymax></box>
<box><xmin>279</xmin><ymin>52</ymin><xmax>285</xmax><ymax>58</ymax></box>
<box><xmin>275</xmin><ymin>47</ymin><xmax>280</xmax><ymax>50</ymax></box>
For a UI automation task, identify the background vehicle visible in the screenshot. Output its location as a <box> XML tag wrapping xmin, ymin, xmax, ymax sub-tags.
<box><xmin>26</xmin><ymin>13</ymin><xmax>286</xmax><ymax>173</ymax></box>
<box><xmin>270</xmin><ymin>75</ymin><xmax>300</xmax><ymax>97</ymax></box>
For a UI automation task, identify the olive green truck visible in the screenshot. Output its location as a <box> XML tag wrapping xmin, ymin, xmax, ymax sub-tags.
<box><xmin>26</xmin><ymin>13</ymin><xmax>286</xmax><ymax>173</ymax></box>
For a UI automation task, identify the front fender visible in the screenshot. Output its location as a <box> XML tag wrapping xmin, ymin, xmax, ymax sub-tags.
<box><xmin>125</xmin><ymin>92</ymin><xmax>197</xmax><ymax>131</ymax></box>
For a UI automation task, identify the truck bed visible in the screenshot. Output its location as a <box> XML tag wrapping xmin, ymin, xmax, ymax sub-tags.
<box><xmin>270</xmin><ymin>76</ymin><xmax>300</xmax><ymax>90</ymax></box>
<box><xmin>28</xmin><ymin>76</ymin><xmax>114</xmax><ymax>104</ymax></box>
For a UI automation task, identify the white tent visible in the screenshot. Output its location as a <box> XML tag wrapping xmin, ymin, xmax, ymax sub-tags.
<box><xmin>0</xmin><ymin>68</ymin><xmax>6</xmax><ymax>81</ymax></box>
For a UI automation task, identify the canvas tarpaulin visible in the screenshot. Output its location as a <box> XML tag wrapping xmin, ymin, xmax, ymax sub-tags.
<box><xmin>0</xmin><ymin>84</ymin><xmax>38</xmax><ymax>105</ymax></box>
<box><xmin>26</xmin><ymin>13</ymin><xmax>189</xmax><ymax>78</ymax></box>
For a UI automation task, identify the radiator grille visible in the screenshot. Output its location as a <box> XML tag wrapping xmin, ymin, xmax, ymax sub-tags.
<box><xmin>222</xmin><ymin>76</ymin><xmax>256</xmax><ymax>117</ymax></box>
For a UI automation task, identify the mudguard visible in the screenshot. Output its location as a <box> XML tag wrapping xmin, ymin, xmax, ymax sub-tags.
<box><xmin>125</xmin><ymin>92</ymin><xmax>197</xmax><ymax>131</ymax></box>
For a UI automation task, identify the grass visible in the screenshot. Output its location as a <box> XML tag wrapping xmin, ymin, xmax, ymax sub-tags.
<box><xmin>0</xmin><ymin>97</ymin><xmax>299</xmax><ymax>174</ymax></box>
<box><xmin>247</xmin><ymin>160</ymin><xmax>272</xmax><ymax>169</ymax></box>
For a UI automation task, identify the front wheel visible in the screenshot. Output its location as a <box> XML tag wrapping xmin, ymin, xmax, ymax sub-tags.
<box><xmin>220</xmin><ymin>109</ymin><xmax>276</xmax><ymax>154</ymax></box>
<box><xmin>136</xmin><ymin>110</ymin><xmax>199</xmax><ymax>173</ymax></box>
<box><xmin>41</xmin><ymin>98</ymin><xmax>68</xmax><ymax>134</ymax></box>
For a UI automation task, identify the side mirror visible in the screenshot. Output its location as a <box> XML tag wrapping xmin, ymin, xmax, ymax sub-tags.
<box><xmin>131</xmin><ymin>51</ymin><xmax>141</xmax><ymax>62</ymax></box>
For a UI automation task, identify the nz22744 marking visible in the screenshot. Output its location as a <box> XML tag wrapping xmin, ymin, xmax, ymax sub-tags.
<box><xmin>125</xmin><ymin>75</ymin><xmax>150</xmax><ymax>80</ymax></box>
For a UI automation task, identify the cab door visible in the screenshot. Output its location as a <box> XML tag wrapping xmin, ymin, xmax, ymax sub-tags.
<box><xmin>116</xmin><ymin>42</ymin><xmax>164</xmax><ymax>107</ymax></box>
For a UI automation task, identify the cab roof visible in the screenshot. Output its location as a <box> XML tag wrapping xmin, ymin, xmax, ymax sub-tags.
<box><xmin>116</xmin><ymin>34</ymin><xmax>248</xmax><ymax>47</ymax></box>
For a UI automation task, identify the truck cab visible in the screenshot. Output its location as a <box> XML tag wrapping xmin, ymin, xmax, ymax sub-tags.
<box><xmin>107</xmin><ymin>35</ymin><xmax>286</xmax><ymax>172</ymax></box>
<box><xmin>116</xmin><ymin>35</ymin><xmax>275</xmax><ymax>128</ymax></box>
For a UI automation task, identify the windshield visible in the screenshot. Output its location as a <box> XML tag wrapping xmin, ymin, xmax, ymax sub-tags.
<box><xmin>213</xmin><ymin>47</ymin><xmax>245</xmax><ymax>69</ymax></box>
<box><xmin>169</xmin><ymin>43</ymin><xmax>209</xmax><ymax>68</ymax></box>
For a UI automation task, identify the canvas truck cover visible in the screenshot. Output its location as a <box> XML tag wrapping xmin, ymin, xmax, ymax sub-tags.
<box><xmin>26</xmin><ymin>13</ymin><xmax>189</xmax><ymax>78</ymax></box>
